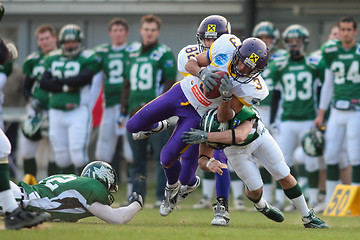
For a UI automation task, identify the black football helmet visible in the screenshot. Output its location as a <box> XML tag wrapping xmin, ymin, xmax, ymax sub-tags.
<box><xmin>282</xmin><ymin>24</ymin><xmax>309</xmax><ymax>58</ymax></box>
<box><xmin>58</xmin><ymin>24</ymin><xmax>84</xmax><ymax>58</ymax></box>
<box><xmin>200</xmin><ymin>108</ymin><xmax>230</xmax><ymax>150</ymax></box>
<box><xmin>196</xmin><ymin>15</ymin><xmax>231</xmax><ymax>52</ymax></box>
<box><xmin>231</xmin><ymin>37</ymin><xmax>270</xmax><ymax>84</ymax></box>
<box><xmin>252</xmin><ymin>21</ymin><xmax>280</xmax><ymax>51</ymax></box>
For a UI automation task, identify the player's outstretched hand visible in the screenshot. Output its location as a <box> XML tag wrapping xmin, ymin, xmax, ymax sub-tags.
<box><xmin>116</xmin><ymin>114</ymin><xmax>126</xmax><ymax>128</ymax></box>
<box><xmin>219</xmin><ymin>74</ymin><xmax>233</xmax><ymax>102</ymax></box>
<box><xmin>128</xmin><ymin>192</ymin><xmax>144</xmax><ymax>209</ymax></box>
<box><xmin>182</xmin><ymin>128</ymin><xmax>208</xmax><ymax>144</ymax></box>
<box><xmin>197</xmin><ymin>68</ymin><xmax>220</xmax><ymax>92</ymax></box>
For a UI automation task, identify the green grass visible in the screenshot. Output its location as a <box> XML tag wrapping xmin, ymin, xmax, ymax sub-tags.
<box><xmin>1</xmin><ymin>183</ymin><xmax>359</xmax><ymax>240</ymax></box>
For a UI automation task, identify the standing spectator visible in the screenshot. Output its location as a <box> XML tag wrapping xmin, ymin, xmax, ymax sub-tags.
<box><xmin>40</xmin><ymin>24</ymin><xmax>100</xmax><ymax>175</ymax></box>
<box><xmin>20</xmin><ymin>24</ymin><xmax>58</xmax><ymax>184</ymax></box>
<box><xmin>314</xmin><ymin>16</ymin><xmax>360</xmax><ymax>205</ymax></box>
<box><xmin>0</xmin><ymin>60</ymin><xmax>12</xmax><ymax>130</ymax></box>
<box><xmin>93</xmin><ymin>17</ymin><xmax>134</xmax><ymax>171</ymax></box>
<box><xmin>120</xmin><ymin>14</ymin><xmax>176</xmax><ymax>206</ymax></box>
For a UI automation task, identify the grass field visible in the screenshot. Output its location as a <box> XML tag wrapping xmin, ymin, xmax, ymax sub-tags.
<box><xmin>1</xmin><ymin>183</ymin><xmax>359</xmax><ymax>240</ymax></box>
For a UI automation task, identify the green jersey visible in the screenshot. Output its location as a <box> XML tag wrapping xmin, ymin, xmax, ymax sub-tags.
<box><xmin>229</xmin><ymin>106</ymin><xmax>263</xmax><ymax>146</ymax></box>
<box><xmin>125</xmin><ymin>43</ymin><xmax>177</xmax><ymax>114</ymax></box>
<box><xmin>268</xmin><ymin>54</ymin><xmax>322</xmax><ymax>121</ymax></box>
<box><xmin>44</xmin><ymin>49</ymin><xmax>101</xmax><ymax>110</ymax></box>
<box><xmin>0</xmin><ymin>62</ymin><xmax>12</xmax><ymax>76</ymax></box>
<box><xmin>95</xmin><ymin>42</ymin><xmax>140</xmax><ymax>107</ymax></box>
<box><xmin>19</xmin><ymin>174</ymin><xmax>110</xmax><ymax>222</ymax></box>
<box><xmin>23</xmin><ymin>51</ymin><xmax>50</xmax><ymax>108</ymax></box>
<box><xmin>260</xmin><ymin>48</ymin><xmax>287</xmax><ymax>106</ymax></box>
<box><xmin>321</xmin><ymin>39</ymin><xmax>360</xmax><ymax>102</ymax></box>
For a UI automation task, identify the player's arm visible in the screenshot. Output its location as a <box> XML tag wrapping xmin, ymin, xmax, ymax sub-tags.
<box><xmin>61</xmin><ymin>68</ymin><xmax>95</xmax><ymax>87</ymax></box>
<box><xmin>184</xmin><ymin>51</ymin><xmax>210</xmax><ymax>76</ymax></box>
<box><xmin>88</xmin><ymin>201</ymin><xmax>141</xmax><ymax>224</ymax></box>
<box><xmin>39</xmin><ymin>70</ymin><xmax>64</xmax><ymax>92</ymax></box>
<box><xmin>23</xmin><ymin>76</ymin><xmax>36</xmax><ymax>102</ymax></box>
<box><xmin>314</xmin><ymin>68</ymin><xmax>333</xmax><ymax>128</ymax></box>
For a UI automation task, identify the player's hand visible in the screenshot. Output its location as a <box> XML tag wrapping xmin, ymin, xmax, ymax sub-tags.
<box><xmin>116</xmin><ymin>114</ymin><xmax>126</xmax><ymax>128</ymax></box>
<box><xmin>182</xmin><ymin>128</ymin><xmax>208</xmax><ymax>144</ymax></box>
<box><xmin>197</xmin><ymin>68</ymin><xmax>220</xmax><ymax>92</ymax></box>
<box><xmin>128</xmin><ymin>192</ymin><xmax>144</xmax><ymax>209</ymax></box>
<box><xmin>206</xmin><ymin>158</ymin><xmax>224</xmax><ymax>175</ymax></box>
<box><xmin>313</xmin><ymin>114</ymin><xmax>324</xmax><ymax>129</ymax></box>
<box><xmin>219</xmin><ymin>74</ymin><xmax>233</xmax><ymax>101</ymax></box>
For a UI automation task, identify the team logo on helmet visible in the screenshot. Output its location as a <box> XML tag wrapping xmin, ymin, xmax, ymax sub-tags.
<box><xmin>249</xmin><ymin>53</ymin><xmax>259</xmax><ymax>63</ymax></box>
<box><xmin>207</xmin><ymin>24</ymin><xmax>216</xmax><ymax>32</ymax></box>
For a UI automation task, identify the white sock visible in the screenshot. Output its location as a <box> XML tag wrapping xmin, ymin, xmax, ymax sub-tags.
<box><xmin>202</xmin><ymin>179</ymin><xmax>215</xmax><ymax>199</ymax></box>
<box><xmin>290</xmin><ymin>194</ymin><xmax>310</xmax><ymax>217</ymax></box>
<box><xmin>262</xmin><ymin>184</ymin><xmax>273</xmax><ymax>204</ymax></box>
<box><xmin>307</xmin><ymin>188</ymin><xmax>319</xmax><ymax>208</ymax></box>
<box><xmin>325</xmin><ymin>180</ymin><xmax>340</xmax><ymax>205</ymax></box>
<box><xmin>254</xmin><ymin>197</ymin><xmax>267</xmax><ymax>209</ymax></box>
<box><xmin>230</xmin><ymin>180</ymin><xmax>244</xmax><ymax>199</ymax></box>
<box><xmin>0</xmin><ymin>189</ymin><xmax>19</xmax><ymax>213</ymax></box>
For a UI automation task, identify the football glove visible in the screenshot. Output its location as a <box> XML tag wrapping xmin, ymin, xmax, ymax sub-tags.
<box><xmin>182</xmin><ymin>128</ymin><xmax>208</xmax><ymax>144</ymax></box>
<box><xmin>116</xmin><ymin>114</ymin><xmax>127</xmax><ymax>128</ymax></box>
<box><xmin>197</xmin><ymin>68</ymin><xmax>220</xmax><ymax>92</ymax></box>
<box><xmin>219</xmin><ymin>74</ymin><xmax>233</xmax><ymax>102</ymax></box>
<box><xmin>128</xmin><ymin>192</ymin><xmax>144</xmax><ymax>208</ymax></box>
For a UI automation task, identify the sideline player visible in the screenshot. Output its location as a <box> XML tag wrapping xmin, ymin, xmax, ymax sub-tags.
<box><xmin>20</xmin><ymin>24</ymin><xmax>58</xmax><ymax>184</ymax></box>
<box><xmin>126</xmin><ymin>33</ymin><xmax>270</xmax><ymax>217</ymax></box>
<box><xmin>0</xmin><ymin>161</ymin><xmax>143</xmax><ymax>224</ymax></box>
<box><xmin>314</xmin><ymin>16</ymin><xmax>360</xmax><ymax>205</ymax></box>
<box><xmin>39</xmin><ymin>24</ymin><xmax>100</xmax><ymax>174</ymax></box>
<box><xmin>182</xmin><ymin>107</ymin><xmax>328</xmax><ymax>229</ymax></box>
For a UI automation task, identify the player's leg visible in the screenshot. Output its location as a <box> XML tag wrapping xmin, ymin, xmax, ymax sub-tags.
<box><xmin>68</xmin><ymin>106</ymin><xmax>92</xmax><ymax>174</ymax></box>
<box><xmin>48</xmin><ymin>109</ymin><xmax>73</xmax><ymax>173</ymax></box>
<box><xmin>345</xmin><ymin>111</ymin><xmax>360</xmax><ymax>185</ymax></box>
<box><xmin>19</xmin><ymin>133</ymin><xmax>39</xmax><ymax>184</ymax></box>
<box><xmin>95</xmin><ymin>105</ymin><xmax>118</xmax><ymax>163</ymax></box>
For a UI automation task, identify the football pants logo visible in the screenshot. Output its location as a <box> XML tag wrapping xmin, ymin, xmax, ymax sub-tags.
<box><xmin>207</xmin><ymin>24</ymin><xmax>216</xmax><ymax>32</ymax></box>
<box><xmin>249</xmin><ymin>53</ymin><xmax>259</xmax><ymax>63</ymax></box>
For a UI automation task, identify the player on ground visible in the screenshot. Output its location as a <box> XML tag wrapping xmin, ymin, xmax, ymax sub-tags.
<box><xmin>0</xmin><ymin>161</ymin><xmax>143</xmax><ymax>224</ymax></box>
<box><xmin>126</xmin><ymin>33</ymin><xmax>270</xmax><ymax>217</ymax></box>
<box><xmin>39</xmin><ymin>24</ymin><xmax>100</xmax><ymax>174</ymax></box>
<box><xmin>182</xmin><ymin>107</ymin><xmax>328</xmax><ymax>229</ymax></box>
<box><xmin>314</xmin><ymin>16</ymin><xmax>360</xmax><ymax>205</ymax></box>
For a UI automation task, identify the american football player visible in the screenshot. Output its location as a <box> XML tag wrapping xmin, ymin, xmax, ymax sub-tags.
<box><xmin>182</xmin><ymin>107</ymin><xmax>328</xmax><ymax>229</ymax></box>
<box><xmin>314</xmin><ymin>16</ymin><xmax>360</xmax><ymax>206</ymax></box>
<box><xmin>20</xmin><ymin>24</ymin><xmax>58</xmax><ymax>185</ymax></box>
<box><xmin>0</xmin><ymin>3</ymin><xmax>50</xmax><ymax>229</ymax></box>
<box><xmin>0</xmin><ymin>161</ymin><xmax>143</xmax><ymax>224</ymax></box>
<box><xmin>119</xmin><ymin>14</ymin><xmax>176</xmax><ymax>206</ymax></box>
<box><xmin>177</xmin><ymin>15</ymin><xmax>243</xmax><ymax>227</ymax></box>
<box><xmin>92</xmin><ymin>18</ymin><xmax>134</xmax><ymax>174</ymax></box>
<box><xmin>39</xmin><ymin>24</ymin><xmax>101</xmax><ymax>174</ymax></box>
<box><xmin>126</xmin><ymin>32</ymin><xmax>269</xmax><ymax>217</ymax></box>
<box><xmin>266</xmin><ymin>24</ymin><xmax>324</xmax><ymax>210</ymax></box>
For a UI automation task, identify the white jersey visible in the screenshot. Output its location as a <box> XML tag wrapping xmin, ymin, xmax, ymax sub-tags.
<box><xmin>177</xmin><ymin>44</ymin><xmax>201</xmax><ymax>77</ymax></box>
<box><xmin>180</xmin><ymin>34</ymin><xmax>269</xmax><ymax>116</ymax></box>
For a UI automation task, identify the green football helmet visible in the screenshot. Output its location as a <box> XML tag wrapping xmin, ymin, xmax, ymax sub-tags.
<box><xmin>21</xmin><ymin>112</ymin><xmax>48</xmax><ymax>141</ymax></box>
<box><xmin>282</xmin><ymin>24</ymin><xmax>309</xmax><ymax>57</ymax></box>
<box><xmin>301</xmin><ymin>128</ymin><xmax>324</xmax><ymax>157</ymax></box>
<box><xmin>81</xmin><ymin>161</ymin><xmax>118</xmax><ymax>193</ymax></box>
<box><xmin>58</xmin><ymin>24</ymin><xmax>84</xmax><ymax>58</ymax></box>
<box><xmin>252</xmin><ymin>21</ymin><xmax>280</xmax><ymax>51</ymax></box>
<box><xmin>200</xmin><ymin>108</ymin><xmax>229</xmax><ymax>149</ymax></box>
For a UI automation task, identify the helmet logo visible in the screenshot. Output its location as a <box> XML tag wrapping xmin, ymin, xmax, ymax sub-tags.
<box><xmin>249</xmin><ymin>53</ymin><xmax>259</xmax><ymax>63</ymax></box>
<box><xmin>94</xmin><ymin>165</ymin><xmax>115</xmax><ymax>184</ymax></box>
<box><xmin>207</xmin><ymin>24</ymin><xmax>216</xmax><ymax>32</ymax></box>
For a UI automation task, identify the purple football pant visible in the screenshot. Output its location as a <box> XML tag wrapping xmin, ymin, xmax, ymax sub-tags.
<box><xmin>214</xmin><ymin>150</ymin><xmax>230</xmax><ymax>200</ymax></box>
<box><xmin>127</xmin><ymin>83</ymin><xmax>201</xmax><ymax>185</ymax></box>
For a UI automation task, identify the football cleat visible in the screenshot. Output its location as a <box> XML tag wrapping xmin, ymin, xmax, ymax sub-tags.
<box><xmin>132</xmin><ymin>120</ymin><xmax>170</xmax><ymax>140</ymax></box>
<box><xmin>22</xmin><ymin>174</ymin><xmax>37</xmax><ymax>185</ymax></box>
<box><xmin>233</xmin><ymin>196</ymin><xmax>246</xmax><ymax>210</ymax></box>
<box><xmin>178</xmin><ymin>176</ymin><xmax>201</xmax><ymax>202</ymax></box>
<box><xmin>5</xmin><ymin>207</ymin><xmax>50</xmax><ymax>230</ymax></box>
<box><xmin>302</xmin><ymin>209</ymin><xmax>328</xmax><ymax>229</ymax></box>
<box><xmin>159</xmin><ymin>181</ymin><xmax>181</xmax><ymax>217</ymax></box>
<box><xmin>193</xmin><ymin>196</ymin><xmax>212</xmax><ymax>209</ymax></box>
<box><xmin>211</xmin><ymin>197</ymin><xmax>230</xmax><ymax>226</ymax></box>
<box><xmin>255</xmin><ymin>201</ymin><xmax>284</xmax><ymax>223</ymax></box>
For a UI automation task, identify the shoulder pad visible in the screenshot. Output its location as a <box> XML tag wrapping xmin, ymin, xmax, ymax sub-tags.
<box><xmin>81</xmin><ymin>49</ymin><xmax>96</xmax><ymax>58</ymax></box>
<box><xmin>126</xmin><ymin>42</ymin><xmax>141</xmax><ymax>52</ymax></box>
<box><xmin>94</xmin><ymin>43</ymin><xmax>110</xmax><ymax>53</ymax></box>
<box><xmin>48</xmin><ymin>49</ymin><xmax>62</xmax><ymax>57</ymax></box>
<box><xmin>25</xmin><ymin>51</ymin><xmax>41</xmax><ymax>61</ymax></box>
